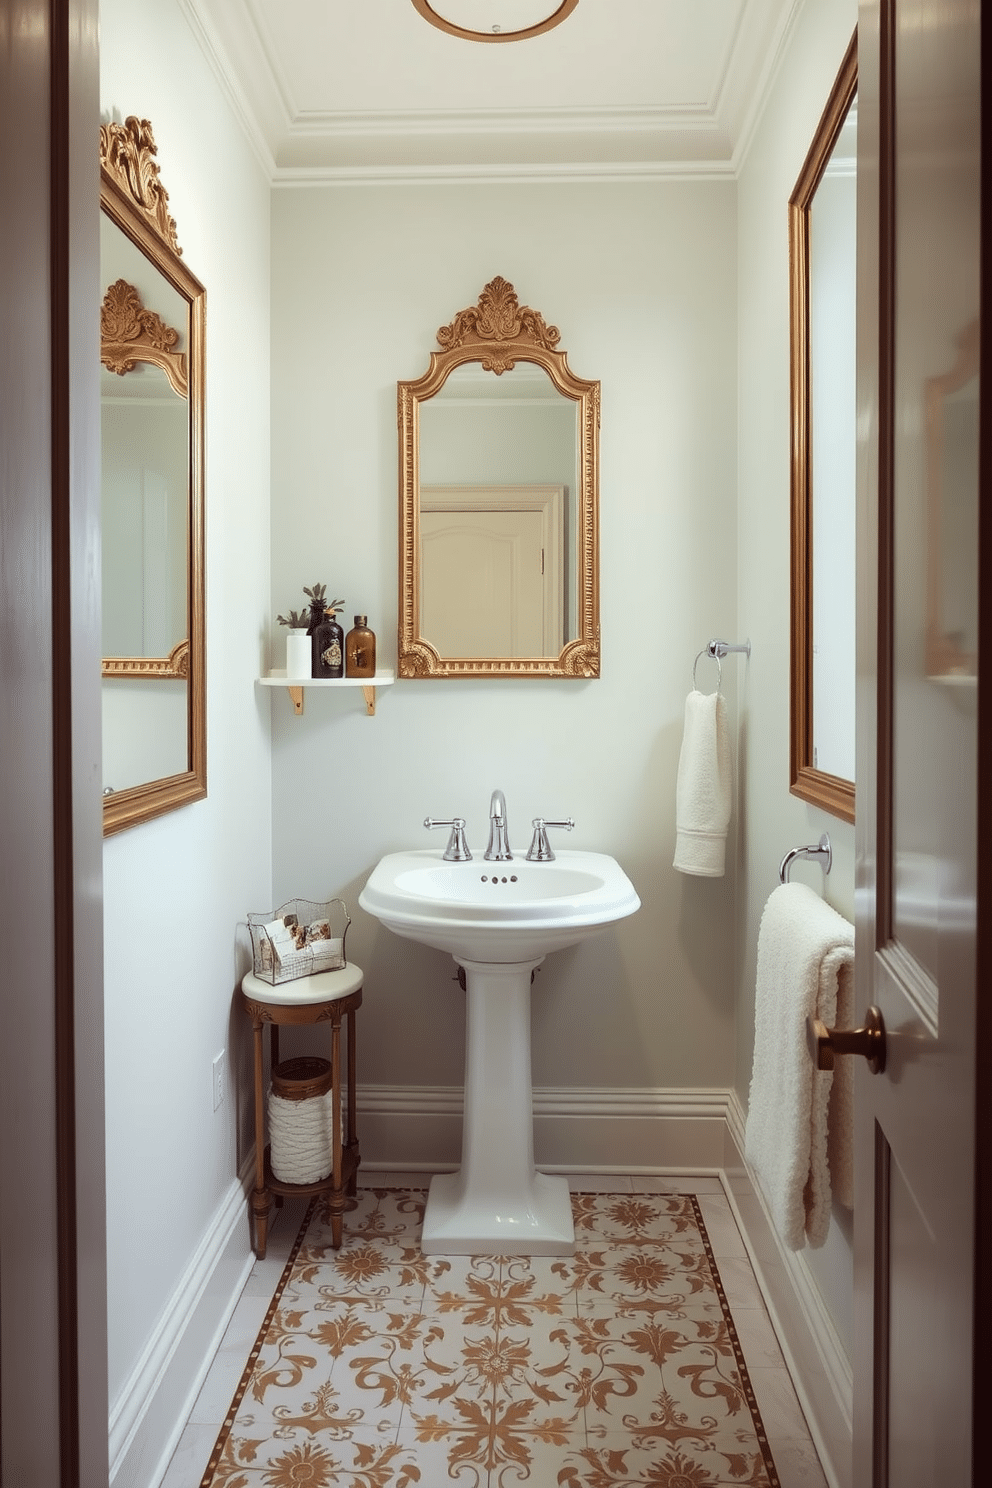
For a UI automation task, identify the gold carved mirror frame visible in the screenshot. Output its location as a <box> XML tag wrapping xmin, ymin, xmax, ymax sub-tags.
<box><xmin>788</xmin><ymin>36</ymin><xmax>857</xmax><ymax>824</ymax></box>
<box><xmin>398</xmin><ymin>277</ymin><xmax>600</xmax><ymax>678</ymax></box>
<box><xmin>100</xmin><ymin>116</ymin><xmax>206</xmax><ymax>835</ymax></box>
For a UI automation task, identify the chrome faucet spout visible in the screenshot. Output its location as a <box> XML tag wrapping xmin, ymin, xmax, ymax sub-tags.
<box><xmin>484</xmin><ymin>789</ymin><xmax>512</xmax><ymax>861</ymax></box>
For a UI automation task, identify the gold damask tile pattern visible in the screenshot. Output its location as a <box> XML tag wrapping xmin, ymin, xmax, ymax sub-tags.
<box><xmin>200</xmin><ymin>1189</ymin><xmax>781</xmax><ymax>1488</ymax></box>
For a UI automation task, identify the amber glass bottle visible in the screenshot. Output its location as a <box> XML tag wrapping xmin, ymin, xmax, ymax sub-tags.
<box><xmin>345</xmin><ymin>615</ymin><xmax>376</xmax><ymax>678</ymax></box>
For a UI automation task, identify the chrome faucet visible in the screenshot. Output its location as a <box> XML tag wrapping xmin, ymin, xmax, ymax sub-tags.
<box><xmin>484</xmin><ymin>788</ymin><xmax>512</xmax><ymax>861</ymax></box>
<box><xmin>526</xmin><ymin>817</ymin><xmax>575</xmax><ymax>862</ymax></box>
<box><xmin>424</xmin><ymin>816</ymin><xmax>472</xmax><ymax>861</ymax></box>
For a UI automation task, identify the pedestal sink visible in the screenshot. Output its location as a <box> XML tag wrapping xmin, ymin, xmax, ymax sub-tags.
<box><xmin>359</xmin><ymin>848</ymin><xmax>640</xmax><ymax>1255</ymax></box>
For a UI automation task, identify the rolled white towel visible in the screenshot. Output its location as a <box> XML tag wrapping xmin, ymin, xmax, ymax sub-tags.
<box><xmin>744</xmin><ymin>882</ymin><xmax>854</xmax><ymax>1249</ymax></box>
<box><xmin>673</xmin><ymin>689</ymin><xmax>732</xmax><ymax>877</ymax></box>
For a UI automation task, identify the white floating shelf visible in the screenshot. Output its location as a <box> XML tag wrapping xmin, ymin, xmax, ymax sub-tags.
<box><xmin>259</xmin><ymin>669</ymin><xmax>395</xmax><ymax>717</ymax></box>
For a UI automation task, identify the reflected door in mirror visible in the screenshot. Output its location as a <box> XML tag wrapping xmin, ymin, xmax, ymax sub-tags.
<box><xmin>420</xmin><ymin>485</ymin><xmax>565</xmax><ymax>657</ymax></box>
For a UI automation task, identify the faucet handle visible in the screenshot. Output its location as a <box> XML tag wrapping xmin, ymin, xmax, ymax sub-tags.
<box><xmin>526</xmin><ymin>818</ymin><xmax>574</xmax><ymax>862</ymax></box>
<box><xmin>424</xmin><ymin>816</ymin><xmax>472</xmax><ymax>861</ymax></box>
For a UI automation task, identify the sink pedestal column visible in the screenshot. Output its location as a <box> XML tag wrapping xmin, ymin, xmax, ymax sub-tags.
<box><xmin>421</xmin><ymin>955</ymin><xmax>575</xmax><ymax>1256</ymax></box>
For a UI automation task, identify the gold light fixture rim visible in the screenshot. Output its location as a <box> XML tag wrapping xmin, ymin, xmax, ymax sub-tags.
<box><xmin>410</xmin><ymin>0</ymin><xmax>580</xmax><ymax>44</ymax></box>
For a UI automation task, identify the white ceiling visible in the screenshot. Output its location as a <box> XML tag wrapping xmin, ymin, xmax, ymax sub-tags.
<box><xmin>187</xmin><ymin>0</ymin><xmax>798</xmax><ymax>180</ymax></box>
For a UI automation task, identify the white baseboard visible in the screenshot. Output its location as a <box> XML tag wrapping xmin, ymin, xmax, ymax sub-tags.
<box><xmin>724</xmin><ymin>1093</ymin><xmax>853</xmax><ymax>1488</ymax></box>
<box><xmin>108</xmin><ymin>1161</ymin><xmax>255</xmax><ymax>1488</ymax></box>
<box><xmin>357</xmin><ymin>1083</ymin><xmax>731</xmax><ymax>1172</ymax></box>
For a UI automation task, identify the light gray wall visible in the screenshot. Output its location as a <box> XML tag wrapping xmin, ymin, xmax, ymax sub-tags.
<box><xmin>736</xmin><ymin>0</ymin><xmax>858</xmax><ymax>1354</ymax></box>
<box><xmin>100</xmin><ymin>0</ymin><xmax>272</xmax><ymax>1415</ymax></box>
<box><xmin>97</xmin><ymin>0</ymin><xmax>864</xmax><ymax>1438</ymax></box>
<box><xmin>269</xmin><ymin>181</ymin><xmax>740</xmax><ymax>1095</ymax></box>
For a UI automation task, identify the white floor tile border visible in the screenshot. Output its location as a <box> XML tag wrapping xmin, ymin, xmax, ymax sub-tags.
<box><xmin>109</xmin><ymin>1163</ymin><xmax>256</xmax><ymax>1488</ymax></box>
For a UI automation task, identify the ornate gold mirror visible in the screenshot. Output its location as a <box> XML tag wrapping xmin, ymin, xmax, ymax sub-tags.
<box><xmin>100</xmin><ymin>116</ymin><xmax>206</xmax><ymax>835</ymax></box>
<box><xmin>789</xmin><ymin>36</ymin><xmax>857</xmax><ymax>823</ymax></box>
<box><xmin>398</xmin><ymin>278</ymin><xmax>599</xmax><ymax>678</ymax></box>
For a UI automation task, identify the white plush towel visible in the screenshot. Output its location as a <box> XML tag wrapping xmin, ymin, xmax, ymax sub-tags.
<box><xmin>673</xmin><ymin>690</ymin><xmax>732</xmax><ymax>876</ymax></box>
<box><xmin>744</xmin><ymin>882</ymin><xmax>855</xmax><ymax>1249</ymax></box>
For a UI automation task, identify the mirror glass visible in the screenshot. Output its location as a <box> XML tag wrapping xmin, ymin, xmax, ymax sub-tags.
<box><xmin>926</xmin><ymin>321</ymin><xmax>979</xmax><ymax>679</ymax></box>
<box><xmin>100</xmin><ymin>116</ymin><xmax>206</xmax><ymax>835</ymax></box>
<box><xmin>418</xmin><ymin>363</ymin><xmax>579</xmax><ymax>657</ymax></box>
<box><xmin>399</xmin><ymin>278</ymin><xmax>599</xmax><ymax>678</ymax></box>
<box><xmin>789</xmin><ymin>37</ymin><xmax>857</xmax><ymax>822</ymax></box>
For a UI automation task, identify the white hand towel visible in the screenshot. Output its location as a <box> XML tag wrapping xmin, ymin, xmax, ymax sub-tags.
<box><xmin>673</xmin><ymin>690</ymin><xmax>732</xmax><ymax>876</ymax></box>
<box><xmin>744</xmin><ymin>882</ymin><xmax>855</xmax><ymax>1249</ymax></box>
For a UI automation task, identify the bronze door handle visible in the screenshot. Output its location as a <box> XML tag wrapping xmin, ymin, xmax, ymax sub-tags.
<box><xmin>806</xmin><ymin>1005</ymin><xmax>886</xmax><ymax>1074</ymax></box>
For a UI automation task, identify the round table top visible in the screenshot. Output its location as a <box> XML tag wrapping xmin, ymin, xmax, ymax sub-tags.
<box><xmin>242</xmin><ymin>963</ymin><xmax>364</xmax><ymax>1007</ymax></box>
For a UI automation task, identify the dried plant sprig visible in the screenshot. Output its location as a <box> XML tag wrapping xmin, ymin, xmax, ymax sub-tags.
<box><xmin>324</xmin><ymin>597</ymin><xmax>345</xmax><ymax>617</ymax></box>
<box><xmin>276</xmin><ymin>607</ymin><xmax>310</xmax><ymax>628</ymax></box>
<box><xmin>303</xmin><ymin>582</ymin><xmax>327</xmax><ymax>606</ymax></box>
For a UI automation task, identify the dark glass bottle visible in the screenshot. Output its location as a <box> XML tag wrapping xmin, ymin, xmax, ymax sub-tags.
<box><xmin>313</xmin><ymin>608</ymin><xmax>344</xmax><ymax>678</ymax></box>
<box><xmin>345</xmin><ymin>615</ymin><xmax>376</xmax><ymax>679</ymax></box>
<box><xmin>307</xmin><ymin>596</ymin><xmax>325</xmax><ymax>678</ymax></box>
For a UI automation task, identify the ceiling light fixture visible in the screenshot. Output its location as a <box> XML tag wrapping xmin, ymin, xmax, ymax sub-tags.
<box><xmin>410</xmin><ymin>1</ymin><xmax>580</xmax><ymax>44</ymax></box>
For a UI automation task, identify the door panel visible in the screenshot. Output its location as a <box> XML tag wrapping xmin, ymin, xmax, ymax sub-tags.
<box><xmin>421</xmin><ymin>509</ymin><xmax>547</xmax><ymax>656</ymax></box>
<box><xmin>855</xmin><ymin>1</ymin><xmax>980</xmax><ymax>1482</ymax></box>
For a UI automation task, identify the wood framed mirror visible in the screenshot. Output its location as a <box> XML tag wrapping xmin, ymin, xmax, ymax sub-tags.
<box><xmin>100</xmin><ymin>115</ymin><xmax>206</xmax><ymax>835</ymax></box>
<box><xmin>789</xmin><ymin>35</ymin><xmax>857</xmax><ymax>823</ymax></box>
<box><xmin>398</xmin><ymin>277</ymin><xmax>599</xmax><ymax>678</ymax></box>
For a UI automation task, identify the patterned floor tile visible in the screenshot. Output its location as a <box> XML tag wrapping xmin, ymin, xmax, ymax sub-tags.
<box><xmin>200</xmin><ymin>1188</ymin><xmax>787</xmax><ymax>1488</ymax></box>
<box><xmin>206</xmin><ymin>1426</ymin><xmax>416</xmax><ymax>1487</ymax></box>
<box><xmin>567</xmin><ymin>1434</ymin><xmax>777</xmax><ymax>1487</ymax></box>
<box><xmin>421</xmin><ymin>1252</ymin><xmax>578</xmax><ymax>1333</ymax></box>
<box><xmin>572</xmin><ymin>1190</ymin><xmax>705</xmax><ymax>1247</ymax></box>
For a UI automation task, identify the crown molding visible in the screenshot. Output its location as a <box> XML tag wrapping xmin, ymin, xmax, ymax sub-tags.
<box><xmin>182</xmin><ymin>0</ymin><xmax>800</xmax><ymax>184</ymax></box>
<box><xmin>177</xmin><ymin>0</ymin><xmax>281</xmax><ymax>179</ymax></box>
<box><xmin>726</xmin><ymin>0</ymin><xmax>807</xmax><ymax>172</ymax></box>
<box><xmin>271</xmin><ymin>158</ymin><xmax>737</xmax><ymax>188</ymax></box>
<box><xmin>288</xmin><ymin>103</ymin><xmax>717</xmax><ymax>140</ymax></box>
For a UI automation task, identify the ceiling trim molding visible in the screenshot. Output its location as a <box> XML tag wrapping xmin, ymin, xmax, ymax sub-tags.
<box><xmin>271</xmin><ymin>159</ymin><xmax>737</xmax><ymax>188</ymax></box>
<box><xmin>181</xmin><ymin>0</ymin><xmax>803</xmax><ymax>187</ymax></box>
<box><xmin>286</xmin><ymin>103</ymin><xmax>719</xmax><ymax>140</ymax></box>
<box><xmin>720</xmin><ymin>0</ymin><xmax>806</xmax><ymax>172</ymax></box>
<box><xmin>177</xmin><ymin>0</ymin><xmax>279</xmax><ymax>178</ymax></box>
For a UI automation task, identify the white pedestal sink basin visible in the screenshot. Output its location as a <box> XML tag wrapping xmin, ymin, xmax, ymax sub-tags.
<box><xmin>359</xmin><ymin>848</ymin><xmax>640</xmax><ymax>1255</ymax></box>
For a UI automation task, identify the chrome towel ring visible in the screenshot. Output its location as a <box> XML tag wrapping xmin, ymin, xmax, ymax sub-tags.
<box><xmin>692</xmin><ymin>648</ymin><xmax>722</xmax><ymax>693</ymax></box>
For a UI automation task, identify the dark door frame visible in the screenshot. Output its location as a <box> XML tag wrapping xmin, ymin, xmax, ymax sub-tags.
<box><xmin>1</xmin><ymin>1</ymin><xmax>107</xmax><ymax>1482</ymax></box>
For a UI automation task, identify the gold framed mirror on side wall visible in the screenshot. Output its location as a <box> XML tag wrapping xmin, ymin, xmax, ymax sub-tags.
<box><xmin>788</xmin><ymin>35</ymin><xmax>857</xmax><ymax>823</ymax></box>
<box><xmin>100</xmin><ymin>116</ymin><xmax>206</xmax><ymax>835</ymax></box>
<box><xmin>398</xmin><ymin>277</ymin><xmax>599</xmax><ymax>679</ymax></box>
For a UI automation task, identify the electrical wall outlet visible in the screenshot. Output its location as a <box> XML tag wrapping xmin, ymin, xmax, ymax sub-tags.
<box><xmin>212</xmin><ymin>1050</ymin><xmax>225</xmax><ymax>1110</ymax></box>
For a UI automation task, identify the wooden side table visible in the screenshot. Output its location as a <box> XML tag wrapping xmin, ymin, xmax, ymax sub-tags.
<box><xmin>241</xmin><ymin>964</ymin><xmax>363</xmax><ymax>1257</ymax></box>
